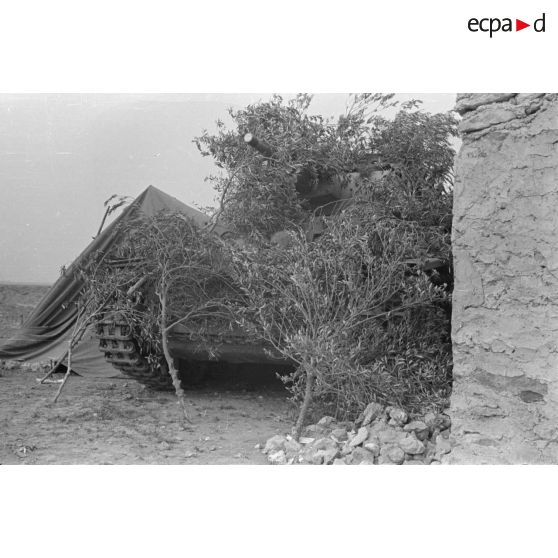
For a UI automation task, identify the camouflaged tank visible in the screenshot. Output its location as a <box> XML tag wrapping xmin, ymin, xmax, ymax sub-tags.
<box><xmin>97</xmin><ymin>134</ymin><xmax>451</xmax><ymax>389</ymax></box>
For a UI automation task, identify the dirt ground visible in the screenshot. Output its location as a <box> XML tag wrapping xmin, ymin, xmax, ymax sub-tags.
<box><xmin>0</xmin><ymin>282</ymin><xmax>295</xmax><ymax>464</ymax></box>
<box><xmin>0</xmin><ymin>364</ymin><xmax>293</xmax><ymax>464</ymax></box>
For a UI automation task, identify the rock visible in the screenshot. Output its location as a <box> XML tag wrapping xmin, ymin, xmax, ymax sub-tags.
<box><xmin>423</xmin><ymin>412</ymin><xmax>436</xmax><ymax>428</ymax></box>
<box><xmin>388</xmin><ymin>408</ymin><xmax>409</xmax><ymax>426</ymax></box>
<box><xmin>313</xmin><ymin>437</ymin><xmax>339</xmax><ymax>452</ymax></box>
<box><xmin>398</xmin><ymin>435</ymin><xmax>425</xmax><ymax>455</ymax></box>
<box><xmin>349</xmin><ymin>447</ymin><xmax>376</xmax><ymax>464</ymax></box>
<box><xmin>360</xmin><ymin>402</ymin><xmax>384</xmax><ymax>426</ymax></box>
<box><xmin>332</xmin><ymin>458</ymin><xmax>346</xmax><ymax>465</ymax></box>
<box><xmin>341</xmin><ymin>443</ymin><xmax>353</xmax><ymax>456</ymax></box>
<box><xmin>363</xmin><ymin>441</ymin><xmax>380</xmax><ymax>457</ymax></box>
<box><xmin>376</xmin><ymin>428</ymin><xmax>403</xmax><ymax>445</ymax></box>
<box><xmin>309</xmin><ymin>451</ymin><xmax>325</xmax><ymax>465</ymax></box>
<box><xmin>403</xmin><ymin>420</ymin><xmax>430</xmax><ymax>441</ymax></box>
<box><xmin>358</xmin><ymin>460</ymin><xmax>375</xmax><ymax>465</ymax></box>
<box><xmin>331</xmin><ymin>428</ymin><xmax>349</xmax><ymax>442</ymax></box>
<box><xmin>387</xmin><ymin>446</ymin><xmax>405</xmax><ymax>465</ymax></box>
<box><xmin>298</xmin><ymin>437</ymin><xmax>315</xmax><ymax>445</ymax></box>
<box><xmin>435</xmin><ymin>434</ymin><xmax>452</xmax><ymax>456</ymax></box>
<box><xmin>284</xmin><ymin>439</ymin><xmax>302</xmax><ymax>458</ymax></box>
<box><xmin>303</xmin><ymin>439</ymin><xmax>339</xmax><ymax>464</ymax></box>
<box><xmin>321</xmin><ymin>447</ymin><xmax>340</xmax><ymax>464</ymax></box>
<box><xmin>424</xmin><ymin>413</ymin><xmax>451</xmax><ymax>432</ymax></box>
<box><xmin>268</xmin><ymin>450</ymin><xmax>287</xmax><ymax>465</ymax></box>
<box><xmin>380</xmin><ymin>444</ymin><xmax>405</xmax><ymax>465</ymax></box>
<box><xmin>349</xmin><ymin>426</ymin><xmax>369</xmax><ymax>447</ymax></box>
<box><xmin>317</xmin><ymin>416</ymin><xmax>336</xmax><ymax>428</ymax></box>
<box><xmin>305</xmin><ymin>424</ymin><xmax>328</xmax><ymax>436</ymax></box>
<box><xmin>263</xmin><ymin>435</ymin><xmax>287</xmax><ymax>455</ymax></box>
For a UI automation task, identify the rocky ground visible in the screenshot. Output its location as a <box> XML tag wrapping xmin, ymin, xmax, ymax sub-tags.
<box><xmin>261</xmin><ymin>403</ymin><xmax>452</xmax><ymax>465</ymax></box>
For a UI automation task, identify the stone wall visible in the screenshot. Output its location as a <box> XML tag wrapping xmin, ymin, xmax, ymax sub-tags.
<box><xmin>446</xmin><ymin>93</ymin><xmax>558</xmax><ymax>463</ymax></box>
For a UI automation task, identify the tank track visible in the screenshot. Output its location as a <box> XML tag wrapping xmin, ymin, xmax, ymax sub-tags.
<box><xmin>96</xmin><ymin>312</ymin><xmax>173</xmax><ymax>391</ymax></box>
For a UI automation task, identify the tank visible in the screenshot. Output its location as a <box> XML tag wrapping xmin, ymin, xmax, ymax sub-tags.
<box><xmin>96</xmin><ymin>133</ymin><xmax>451</xmax><ymax>389</ymax></box>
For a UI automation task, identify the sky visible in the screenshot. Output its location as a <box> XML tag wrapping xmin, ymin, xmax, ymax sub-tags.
<box><xmin>0</xmin><ymin>93</ymin><xmax>456</xmax><ymax>284</ymax></box>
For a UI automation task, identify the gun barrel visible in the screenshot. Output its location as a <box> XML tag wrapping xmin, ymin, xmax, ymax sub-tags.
<box><xmin>244</xmin><ymin>133</ymin><xmax>274</xmax><ymax>157</ymax></box>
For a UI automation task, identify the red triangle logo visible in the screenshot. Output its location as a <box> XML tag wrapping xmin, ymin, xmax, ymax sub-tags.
<box><xmin>516</xmin><ymin>19</ymin><xmax>530</xmax><ymax>31</ymax></box>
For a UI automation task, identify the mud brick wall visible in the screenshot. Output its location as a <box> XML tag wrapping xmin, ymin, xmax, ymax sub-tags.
<box><xmin>446</xmin><ymin>93</ymin><xmax>558</xmax><ymax>463</ymax></box>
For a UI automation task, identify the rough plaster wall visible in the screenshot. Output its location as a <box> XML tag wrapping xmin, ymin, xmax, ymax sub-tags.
<box><xmin>446</xmin><ymin>93</ymin><xmax>558</xmax><ymax>464</ymax></box>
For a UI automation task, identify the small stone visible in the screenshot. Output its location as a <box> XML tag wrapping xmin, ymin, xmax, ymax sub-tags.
<box><xmin>435</xmin><ymin>434</ymin><xmax>452</xmax><ymax>456</ymax></box>
<box><xmin>268</xmin><ymin>450</ymin><xmax>287</xmax><ymax>465</ymax></box>
<box><xmin>313</xmin><ymin>437</ymin><xmax>339</xmax><ymax>452</ymax></box>
<box><xmin>321</xmin><ymin>447</ymin><xmax>340</xmax><ymax>464</ymax></box>
<box><xmin>317</xmin><ymin>416</ymin><xmax>336</xmax><ymax>428</ymax></box>
<box><xmin>386</xmin><ymin>446</ymin><xmax>405</xmax><ymax>465</ymax></box>
<box><xmin>388</xmin><ymin>407</ymin><xmax>409</xmax><ymax>426</ymax></box>
<box><xmin>299</xmin><ymin>437</ymin><xmax>315</xmax><ymax>445</ymax></box>
<box><xmin>263</xmin><ymin>435</ymin><xmax>287</xmax><ymax>454</ymax></box>
<box><xmin>254</xmin><ymin>443</ymin><xmax>262</xmax><ymax>450</ymax></box>
<box><xmin>403</xmin><ymin>420</ymin><xmax>430</xmax><ymax>441</ymax></box>
<box><xmin>398</xmin><ymin>435</ymin><xmax>425</xmax><ymax>455</ymax></box>
<box><xmin>377</xmin><ymin>428</ymin><xmax>402</xmax><ymax>445</ymax></box>
<box><xmin>349</xmin><ymin>426</ymin><xmax>369</xmax><ymax>447</ymax></box>
<box><xmin>332</xmin><ymin>458</ymin><xmax>346</xmax><ymax>465</ymax></box>
<box><xmin>424</xmin><ymin>413</ymin><xmax>451</xmax><ymax>431</ymax></box>
<box><xmin>358</xmin><ymin>460</ymin><xmax>375</xmax><ymax>465</ymax></box>
<box><xmin>305</xmin><ymin>424</ymin><xmax>328</xmax><ymax>435</ymax></box>
<box><xmin>380</xmin><ymin>444</ymin><xmax>405</xmax><ymax>465</ymax></box>
<box><xmin>159</xmin><ymin>441</ymin><xmax>171</xmax><ymax>450</ymax></box>
<box><xmin>423</xmin><ymin>412</ymin><xmax>436</xmax><ymax>428</ymax></box>
<box><xmin>360</xmin><ymin>402</ymin><xmax>384</xmax><ymax>426</ymax></box>
<box><xmin>363</xmin><ymin>442</ymin><xmax>380</xmax><ymax>457</ymax></box>
<box><xmin>310</xmin><ymin>451</ymin><xmax>325</xmax><ymax>465</ymax></box>
<box><xmin>331</xmin><ymin>428</ymin><xmax>349</xmax><ymax>442</ymax></box>
<box><xmin>350</xmin><ymin>447</ymin><xmax>376</xmax><ymax>464</ymax></box>
<box><xmin>284</xmin><ymin>439</ymin><xmax>302</xmax><ymax>458</ymax></box>
<box><xmin>341</xmin><ymin>443</ymin><xmax>353</xmax><ymax>456</ymax></box>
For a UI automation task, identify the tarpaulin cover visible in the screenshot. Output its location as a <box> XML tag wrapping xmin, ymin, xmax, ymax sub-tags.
<box><xmin>0</xmin><ymin>185</ymin><xmax>221</xmax><ymax>377</ymax></box>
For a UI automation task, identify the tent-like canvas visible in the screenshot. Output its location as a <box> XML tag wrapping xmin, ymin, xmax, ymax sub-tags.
<box><xmin>0</xmin><ymin>185</ymin><xmax>221</xmax><ymax>378</ymax></box>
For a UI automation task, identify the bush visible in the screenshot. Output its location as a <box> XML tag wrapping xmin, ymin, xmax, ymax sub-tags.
<box><xmin>230</xmin><ymin>207</ymin><xmax>451</xmax><ymax>436</ymax></box>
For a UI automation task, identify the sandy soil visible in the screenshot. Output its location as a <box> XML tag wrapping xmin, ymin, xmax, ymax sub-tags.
<box><xmin>0</xmin><ymin>364</ymin><xmax>293</xmax><ymax>464</ymax></box>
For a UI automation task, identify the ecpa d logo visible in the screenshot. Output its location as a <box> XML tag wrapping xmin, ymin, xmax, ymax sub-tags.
<box><xmin>468</xmin><ymin>13</ymin><xmax>546</xmax><ymax>37</ymax></box>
